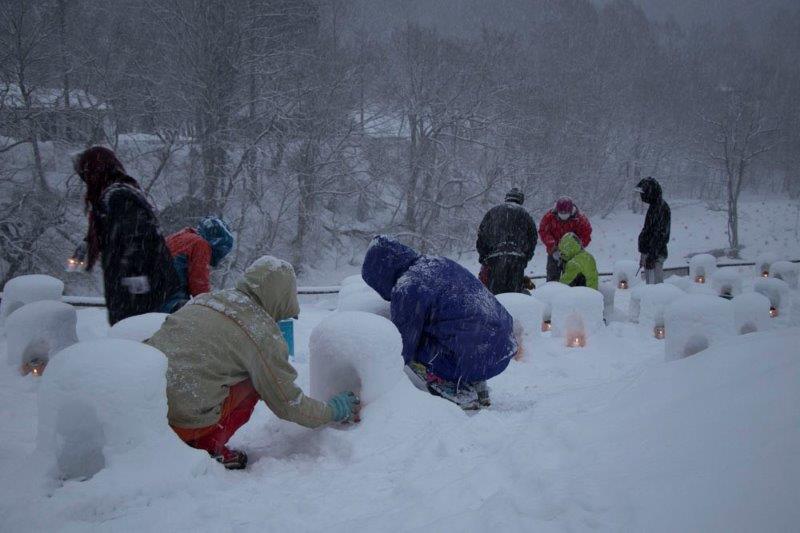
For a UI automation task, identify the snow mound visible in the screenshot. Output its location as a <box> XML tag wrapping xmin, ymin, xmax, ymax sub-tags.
<box><xmin>496</xmin><ymin>293</ymin><xmax>544</xmax><ymax>340</ymax></box>
<box><xmin>732</xmin><ymin>292</ymin><xmax>772</xmax><ymax>334</ymax></box>
<box><xmin>664</xmin><ymin>275</ymin><xmax>691</xmax><ymax>292</ymax></box>
<box><xmin>109</xmin><ymin>313</ymin><xmax>168</xmax><ymax>342</ymax></box>
<box><xmin>613</xmin><ymin>260</ymin><xmax>640</xmax><ymax>289</ymax></box>
<box><xmin>336</xmin><ymin>279</ymin><xmax>390</xmax><ymax>318</ymax></box>
<box><xmin>550</xmin><ymin>287</ymin><xmax>604</xmax><ymax>346</ymax></box>
<box><xmin>664</xmin><ymin>294</ymin><xmax>735</xmax><ymax>361</ymax></box>
<box><xmin>689</xmin><ymin>254</ymin><xmax>717</xmax><ymax>282</ymax></box>
<box><xmin>597</xmin><ymin>281</ymin><xmax>616</xmax><ymax>322</ymax></box>
<box><xmin>5</xmin><ymin>301</ymin><xmax>78</xmax><ymax>371</ymax></box>
<box><xmin>76</xmin><ymin>308</ymin><xmax>110</xmax><ymax>341</ymax></box>
<box><xmin>531</xmin><ymin>281</ymin><xmax>570</xmax><ymax>322</ymax></box>
<box><xmin>755</xmin><ymin>252</ymin><xmax>781</xmax><ymax>277</ymax></box>
<box><xmin>753</xmin><ymin>277</ymin><xmax>791</xmax><ymax>312</ymax></box>
<box><xmin>309</xmin><ymin>311</ymin><xmax>402</xmax><ymax>405</ymax></box>
<box><xmin>629</xmin><ymin>284</ymin><xmax>685</xmax><ymax>332</ymax></box>
<box><xmin>35</xmin><ymin>339</ymin><xmax>207</xmax><ymax>488</ymax></box>
<box><xmin>709</xmin><ymin>269</ymin><xmax>743</xmax><ymax>298</ymax></box>
<box><xmin>769</xmin><ymin>261</ymin><xmax>798</xmax><ymax>289</ymax></box>
<box><xmin>1</xmin><ymin>275</ymin><xmax>64</xmax><ymax>323</ymax></box>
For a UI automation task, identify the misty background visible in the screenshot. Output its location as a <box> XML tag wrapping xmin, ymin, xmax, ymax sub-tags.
<box><xmin>1</xmin><ymin>0</ymin><xmax>798</xmax><ymax>292</ymax></box>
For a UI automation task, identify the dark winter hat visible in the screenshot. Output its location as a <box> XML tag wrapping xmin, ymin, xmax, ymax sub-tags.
<box><xmin>505</xmin><ymin>188</ymin><xmax>525</xmax><ymax>205</ymax></box>
<box><xmin>635</xmin><ymin>177</ymin><xmax>662</xmax><ymax>204</ymax></box>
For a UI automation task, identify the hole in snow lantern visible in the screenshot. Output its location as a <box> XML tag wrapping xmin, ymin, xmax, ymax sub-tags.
<box><xmin>761</xmin><ymin>270</ymin><xmax>770</xmax><ymax>278</ymax></box>
<box><xmin>654</xmin><ymin>326</ymin><xmax>666</xmax><ymax>340</ymax></box>
<box><xmin>21</xmin><ymin>358</ymin><xmax>47</xmax><ymax>377</ymax></box>
<box><xmin>769</xmin><ymin>307</ymin><xmax>779</xmax><ymax>318</ymax></box>
<box><xmin>567</xmin><ymin>334</ymin><xmax>586</xmax><ymax>348</ymax></box>
<box><xmin>695</xmin><ymin>275</ymin><xmax>706</xmax><ymax>284</ymax></box>
<box><xmin>618</xmin><ymin>280</ymin><xmax>629</xmax><ymax>290</ymax></box>
<box><xmin>541</xmin><ymin>320</ymin><xmax>552</xmax><ymax>332</ymax></box>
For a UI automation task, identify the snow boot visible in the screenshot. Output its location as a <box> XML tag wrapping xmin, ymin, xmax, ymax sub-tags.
<box><xmin>474</xmin><ymin>381</ymin><xmax>491</xmax><ymax>407</ymax></box>
<box><xmin>427</xmin><ymin>379</ymin><xmax>480</xmax><ymax>411</ymax></box>
<box><xmin>213</xmin><ymin>448</ymin><xmax>248</xmax><ymax>470</ymax></box>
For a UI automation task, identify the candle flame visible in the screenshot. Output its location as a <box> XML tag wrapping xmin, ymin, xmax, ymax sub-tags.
<box><xmin>541</xmin><ymin>321</ymin><xmax>552</xmax><ymax>332</ymax></box>
<box><xmin>761</xmin><ymin>271</ymin><xmax>770</xmax><ymax>278</ymax></box>
<box><xmin>654</xmin><ymin>326</ymin><xmax>666</xmax><ymax>339</ymax></box>
<box><xmin>695</xmin><ymin>275</ymin><xmax>705</xmax><ymax>284</ymax></box>
<box><xmin>769</xmin><ymin>307</ymin><xmax>779</xmax><ymax>318</ymax></box>
<box><xmin>618</xmin><ymin>280</ymin><xmax>628</xmax><ymax>290</ymax></box>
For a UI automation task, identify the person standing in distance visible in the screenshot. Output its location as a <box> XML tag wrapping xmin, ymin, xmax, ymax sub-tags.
<box><xmin>635</xmin><ymin>177</ymin><xmax>671</xmax><ymax>284</ymax></box>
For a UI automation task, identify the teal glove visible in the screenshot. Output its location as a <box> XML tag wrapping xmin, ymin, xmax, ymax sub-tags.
<box><xmin>328</xmin><ymin>391</ymin><xmax>361</xmax><ymax>422</ymax></box>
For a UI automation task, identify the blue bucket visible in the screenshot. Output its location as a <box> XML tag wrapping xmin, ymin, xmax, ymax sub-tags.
<box><xmin>278</xmin><ymin>319</ymin><xmax>295</xmax><ymax>360</ymax></box>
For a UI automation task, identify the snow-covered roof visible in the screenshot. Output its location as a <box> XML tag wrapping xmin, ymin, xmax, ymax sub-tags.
<box><xmin>0</xmin><ymin>83</ymin><xmax>108</xmax><ymax>110</ymax></box>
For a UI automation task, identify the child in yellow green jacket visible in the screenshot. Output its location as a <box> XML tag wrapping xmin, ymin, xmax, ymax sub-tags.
<box><xmin>558</xmin><ymin>233</ymin><xmax>599</xmax><ymax>289</ymax></box>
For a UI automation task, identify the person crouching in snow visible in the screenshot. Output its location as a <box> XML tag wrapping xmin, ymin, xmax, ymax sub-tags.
<box><xmin>163</xmin><ymin>216</ymin><xmax>235</xmax><ymax>312</ymax></box>
<box><xmin>147</xmin><ymin>256</ymin><xmax>360</xmax><ymax>470</ymax></box>
<box><xmin>557</xmin><ymin>233</ymin><xmax>599</xmax><ymax>289</ymax></box>
<box><xmin>361</xmin><ymin>235</ymin><xmax>517</xmax><ymax>410</ymax></box>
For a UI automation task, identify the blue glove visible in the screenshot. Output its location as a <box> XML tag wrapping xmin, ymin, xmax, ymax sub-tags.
<box><xmin>328</xmin><ymin>391</ymin><xmax>361</xmax><ymax>422</ymax></box>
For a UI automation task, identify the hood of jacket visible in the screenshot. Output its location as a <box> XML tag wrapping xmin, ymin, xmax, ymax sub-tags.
<box><xmin>235</xmin><ymin>256</ymin><xmax>300</xmax><ymax>321</ymax></box>
<box><xmin>636</xmin><ymin>177</ymin><xmax>663</xmax><ymax>204</ymax></box>
<box><xmin>361</xmin><ymin>235</ymin><xmax>421</xmax><ymax>301</ymax></box>
<box><xmin>558</xmin><ymin>232</ymin><xmax>583</xmax><ymax>262</ymax></box>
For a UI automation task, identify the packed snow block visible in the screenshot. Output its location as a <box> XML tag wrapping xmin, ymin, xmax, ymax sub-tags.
<box><xmin>0</xmin><ymin>274</ymin><xmax>64</xmax><ymax>323</ymax></box>
<box><xmin>709</xmin><ymin>269</ymin><xmax>743</xmax><ymax>299</ymax></box>
<box><xmin>532</xmin><ymin>281</ymin><xmax>570</xmax><ymax>323</ymax></box>
<box><xmin>109</xmin><ymin>313</ymin><xmax>168</xmax><ymax>342</ymax></box>
<box><xmin>6</xmin><ymin>301</ymin><xmax>78</xmax><ymax>371</ymax></box>
<box><xmin>664</xmin><ymin>275</ymin><xmax>691</xmax><ymax>292</ymax></box>
<box><xmin>550</xmin><ymin>287</ymin><xmax>604</xmax><ymax>346</ymax></box>
<box><xmin>629</xmin><ymin>284</ymin><xmax>685</xmax><ymax>331</ymax></box>
<box><xmin>496</xmin><ymin>293</ymin><xmax>544</xmax><ymax>339</ymax></box>
<box><xmin>755</xmin><ymin>252</ymin><xmax>781</xmax><ymax>278</ymax></box>
<box><xmin>732</xmin><ymin>292</ymin><xmax>771</xmax><ymax>335</ymax></box>
<box><xmin>664</xmin><ymin>294</ymin><xmax>735</xmax><ymax>361</ymax></box>
<box><xmin>597</xmin><ymin>281</ymin><xmax>616</xmax><ymax>322</ymax></box>
<box><xmin>613</xmin><ymin>260</ymin><xmax>640</xmax><ymax>289</ymax></box>
<box><xmin>309</xmin><ymin>311</ymin><xmax>402</xmax><ymax>404</ymax></box>
<box><xmin>769</xmin><ymin>261</ymin><xmax>798</xmax><ymax>289</ymax></box>
<box><xmin>689</xmin><ymin>254</ymin><xmax>717</xmax><ymax>283</ymax></box>
<box><xmin>753</xmin><ymin>277</ymin><xmax>791</xmax><ymax>316</ymax></box>
<box><xmin>336</xmin><ymin>279</ymin><xmax>390</xmax><ymax>318</ymax></box>
<box><xmin>36</xmin><ymin>339</ymin><xmax>204</xmax><ymax>483</ymax></box>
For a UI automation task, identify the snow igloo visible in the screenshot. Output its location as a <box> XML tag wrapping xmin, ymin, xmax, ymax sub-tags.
<box><xmin>109</xmin><ymin>313</ymin><xmax>168</xmax><ymax>342</ymax></box>
<box><xmin>6</xmin><ymin>301</ymin><xmax>78</xmax><ymax>375</ymax></box>
<box><xmin>550</xmin><ymin>287</ymin><xmax>604</xmax><ymax>348</ymax></box>
<box><xmin>531</xmin><ymin>281</ymin><xmax>570</xmax><ymax>332</ymax></box>
<box><xmin>769</xmin><ymin>261</ymin><xmax>798</xmax><ymax>290</ymax></box>
<box><xmin>36</xmin><ymin>339</ymin><xmax>206</xmax><ymax>484</ymax></box>
<box><xmin>309</xmin><ymin>311</ymin><xmax>403</xmax><ymax>406</ymax></box>
<box><xmin>732</xmin><ymin>292</ymin><xmax>772</xmax><ymax>335</ymax></box>
<box><xmin>336</xmin><ymin>276</ymin><xmax>390</xmax><ymax>318</ymax></box>
<box><xmin>496</xmin><ymin>293</ymin><xmax>545</xmax><ymax>360</ymax></box>
<box><xmin>753</xmin><ymin>277</ymin><xmax>791</xmax><ymax>319</ymax></box>
<box><xmin>709</xmin><ymin>269</ymin><xmax>743</xmax><ymax>299</ymax></box>
<box><xmin>628</xmin><ymin>283</ymin><xmax>685</xmax><ymax>339</ymax></box>
<box><xmin>664</xmin><ymin>294</ymin><xmax>735</xmax><ymax>361</ymax></box>
<box><xmin>613</xmin><ymin>260</ymin><xmax>640</xmax><ymax>290</ymax></box>
<box><xmin>755</xmin><ymin>252</ymin><xmax>781</xmax><ymax>278</ymax></box>
<box><xmin>689</xmin><ymin>254</ymin><xmax>717</xmax><ymax>284</ymax></box>
<box><xmin>1</xmin><ymin>274</ymin><xmax>64</xmax><ymax>323</ymax></box>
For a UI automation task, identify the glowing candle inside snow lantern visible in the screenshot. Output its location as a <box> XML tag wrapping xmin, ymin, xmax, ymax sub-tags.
<box><xmin>695</xmin><ymin>275</ymin><xmax>705</xmax><ymax>284</ymax></box>
<box><xmin>618</xmin><ymin>280</ymin><xmax>628</xmax><ymax>290</ymax></box>
<box><xmin>541</xmin><ymin>320</ymin><xmax>552</xmax><ymax>332</ymax></box>
<box><xmin>761</xmin><ymin>270</ymin><xmax>770</xmax><ymax>278</ymax></box>
<box><xmin>567</xmin><ymin>334</ymin><xmax>585</xmax><ymax>348</ymax></box>
<box><xmin>769</xmin><ymin>307</ymin><xmax>779</xmax><ymax>318</ymax></box>
<box><xmin>654</xmin><ymin>326</ymin><xmax>665</xmax><ymax>339</ymax></box>
<box><xmin>22</xmin><ymin>359</ymin><xmax>46</xmax><ymax>377</ymax></box>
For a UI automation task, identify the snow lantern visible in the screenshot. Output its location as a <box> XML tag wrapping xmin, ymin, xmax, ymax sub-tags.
<box><xmin>597</xmin><ymin>281</ymin><xmax>616</xmax><ymax>323</ymax></box>
<box><xmin>709</xmin><ymin>270</ymin><xmax>742</xmax><ymax>300</ymax></box>
<box><xmin>755</xmin><ymin>252</ymin><xmax>781</xmax><ymax>278</ymax></box>
<box><xmin>664</xmin><ymin>275</ymin><xmax>691</xmax><ymax>292</ymax></box>
<box><xmin>35</xmin><ymin>339</ymin><xmax>206</xmax><ymax>484</ymax></box>
<box><xmin>6</xmin><ymin>301</ymin><xmax>78</xmax><ymax>376</ymax></box>
<box><xmin>630</xmin><ymin>284</ymin><xmax>685</xmax><ymax>338</ymax></box>
<box><xmin>769</xmin><ymin>261</ymin><xmax>798</xmax><ymax>290</ymax></box>
<box><xmin>753</xmin><ymin>277</ymin><xmax>790</xmax><ymax>319</ymax></box>
<box><xmin>109</xmin><ymin>313</ymin><xmax>168</xmax><ymax>342</ymax></box>
<box><xmin>550</xmin><ymin>287</ymin><xmax>604</xmax><ymax>348</ymax></box>
<box><xmin>689</xmin><ymin>254</ymin><xmax>717</xmax><ymax>284</ymax></box>
<box><xmin>336</xmin><ymin>278</ymin><xmax>390</xmax><ymax>318</ymax></box>
<box><xmin>732</xmin><ymin>292</ymin><xmax>771</xmax><ymax>335</ymax></box>
<box><xmin>613</xmin><ymin>260</ymin><xmax>640</xmax><ymax>290</ymax></box>
<box><xmin>309</xmin><ymin>311</ymin><xmax>403</xmax><ymax>406</ymax></box>
<box><xmin>664</xmin><ymin>294</ymin><xmax>735</xmax><ymax>361</ymax></box>
<box><xmin>496</xmin><ymin>293</ymin><xmax>545</xmax><ymax>342</ymax></box>
<box><xmin>0</xmin><ymin>274</ymin><xmax>64</xmax><ymax>324</ymax></box>
<box><xmin>532</xmin><ymin>282</ymin><xmax>570</xmax><ymax>331</ymax></box>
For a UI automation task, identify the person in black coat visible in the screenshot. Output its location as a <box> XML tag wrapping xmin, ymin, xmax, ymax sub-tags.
<box><xmin>635</xmin><ymin>177</ymin><xmax>671</xmax><ymax>284</ymax></box>
<box><xmin>75</xmin><ymin>146</ymin><xmax>181</xmax><ymax>325</ymax></box>
<box><xmin>476</xmin><ymin>188</ymin><xmax>537</xmax><ymax>294</ymax></box>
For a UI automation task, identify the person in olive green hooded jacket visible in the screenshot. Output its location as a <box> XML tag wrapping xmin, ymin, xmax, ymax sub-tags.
<box><xmin>558</xmin><ymin>233</ymin><xmax>599</xmax><ymax>289</ymax></box>
<box><xmin>147</xmin><ymin>256</ymin><xmax>360</xmax><ymax>469</ymax></box>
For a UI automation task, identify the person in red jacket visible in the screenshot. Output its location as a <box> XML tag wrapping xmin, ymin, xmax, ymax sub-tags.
<box><xmin>538</xmin><ymin>197</ymin><xmax>592</xmax><ymax>282</ymax></box>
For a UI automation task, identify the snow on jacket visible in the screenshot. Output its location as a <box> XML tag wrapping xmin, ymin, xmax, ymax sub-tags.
<box><xmin>538</xmin><ymin>209</ymin><xmax>592</xmax><ymax>255</ymax></box>
<box><xmin>166</xmin><ymin>228</ymin><xmax>213</xmax><ymax>298</ymax></box>
<box><xmin>147</xmin><ymin>256</ymin><xmax>333</xmax><ymax>429</ymax></box>
<box><xmin>97</xmin><ymin>183</ymin><xmax>180</xmax><ymax>325</ymax></box>
<box><xmin>637</xmin><ymin>179</ymin><xmax>671</xmax><ymax>260</ymax></box>
<box><xmin>558</xmin><ymin>233</ymin><xmax>599</xmax><ymax>289</ymax></box>
<box><xmin>476</xmin><ymin>201</ymin><xmax>537</xmax><ymax>264</ymax></box>
<box><xmin>362</xmin><ymin>235</ymin><xmax>516</xmax><ymax>384</ymax></box>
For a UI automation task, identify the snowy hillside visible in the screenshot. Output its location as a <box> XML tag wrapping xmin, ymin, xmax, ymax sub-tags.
<box><xmin>0</xmin><ymin>292</ymin><xmax>798</xmax><ymax>531</ymax></box>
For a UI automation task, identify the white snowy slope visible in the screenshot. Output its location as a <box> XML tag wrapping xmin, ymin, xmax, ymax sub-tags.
<box><xmin>0</xmin><ymin>301</ymin><xmax>798</xmax><ymax>531</ymax></box>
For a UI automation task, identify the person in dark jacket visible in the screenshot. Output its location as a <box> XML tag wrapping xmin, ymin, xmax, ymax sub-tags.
<box><xmin>75</xmin><ymin>146</ymin><xmax>180</xmax><ymax>325</ymax></box>
<box><xmin>165</xmin><ymin>216</ymin><xmax>234</xmax><ymax>311</ymax></box>
<box><xmin>538</xmin><ymin>197</ymin><xmax>592</xmax><ymax>282</ymax></box>
<box><xmin>476</xmin><ymin>188</ymin><xmax>537</xmax><ymax>295</ymax></box>
<box><xmin>362</xmin><ymin>235</ymin><xmax>517</xmax><ymax>410</ymax></box>
<box><xmin>635</xmin><ymin>177</ymin><xmax>671</xmax><ymax>284</ymax></box>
